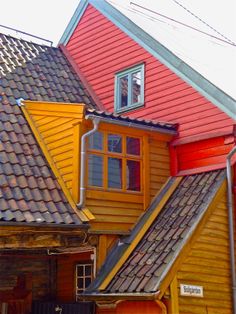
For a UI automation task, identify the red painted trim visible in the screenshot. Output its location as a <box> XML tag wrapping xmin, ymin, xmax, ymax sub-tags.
<box><xmin>59</xmin><ymin>44</ymin><xmax>104</xmax><ymax>111</ymax></box>
<box><xmin>171</xmin><ymin>129</ymin><xmax>234</xmax><ymax>146</ymax></box>
<box><xmin>177</xmin><ymin>163</ymin><xmax>226</xmax><ymax>176</ymax></box>
<box><xmin>169</xmin><ymin>144</ymin><xmax>178</xmax><ymax>176</ymax></box>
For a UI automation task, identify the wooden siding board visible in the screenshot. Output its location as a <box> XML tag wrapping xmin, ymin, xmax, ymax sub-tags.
<box><xmin>177</xmin><ymin>194</ymin><xmax>232</xmax><ymax>314</ymax></box>
<box><xmin>66</xmin><ymin>5</ymin><xmax>234</xmax><ymax>141</ymax></box>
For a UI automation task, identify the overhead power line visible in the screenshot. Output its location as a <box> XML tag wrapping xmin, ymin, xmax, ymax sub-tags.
<box><xmin>172</xmin><ymin>0</ymin><xmax>236</xmax><ymax>45</ymax></box>
<box><xmin>130</xmin><ymin>2</ymin><xmax>236</xmax><ymax>47</ymax></box>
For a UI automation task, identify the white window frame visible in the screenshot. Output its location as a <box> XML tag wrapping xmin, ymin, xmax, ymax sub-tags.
<box><xmin>115</xmin><ymin>64</ymin><xmax>144</xmax><ymax>113</ymax></box>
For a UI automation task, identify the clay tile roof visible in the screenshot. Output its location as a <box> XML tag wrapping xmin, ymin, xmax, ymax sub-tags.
<box><xmin>86</xmin><ymin>108</ymin><xmax>178</xmax><ymax>133</ymax></box>
<box><xmin>86</xmin><ymin>169</ymin><xmax>225</xmax><ymax>295</ymax></box>
<box><xmin>0</xmin><ymin>32</ymin><xmax>97</xmax><ymax>226</ymax></box>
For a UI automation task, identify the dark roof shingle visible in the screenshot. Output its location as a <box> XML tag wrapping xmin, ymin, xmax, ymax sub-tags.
<box><xmin>86</xmin><ymin>169</ymin><xmax>225</xmax><ymax>295</ymax></box>
<box><xmin>0</xmin><ymin>33</ymin><xmax>96</xmax><ymax>226</ymax></box>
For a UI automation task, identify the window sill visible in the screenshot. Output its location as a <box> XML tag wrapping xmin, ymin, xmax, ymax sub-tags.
<box><xmin>115</xmin><ymin>102</ymin><xmax>144</xmax><ymax>114</ymax></box>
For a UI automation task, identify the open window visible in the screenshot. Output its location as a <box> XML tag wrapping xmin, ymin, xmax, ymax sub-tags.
<box><xmin>115</xmin><ymin>64</ymin><xmax>144</xmax><ymax>113</ymax></box>
<box><xmin>87</xmin><ymin>131</ymin><xmax>142</xmax><ymax>192</ymax></box>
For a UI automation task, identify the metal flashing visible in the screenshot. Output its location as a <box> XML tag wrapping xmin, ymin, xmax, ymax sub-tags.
<box><xmin>59</xmin><ymin>0</ymin><xmax>89</xmax><ymax>45</ymax></box>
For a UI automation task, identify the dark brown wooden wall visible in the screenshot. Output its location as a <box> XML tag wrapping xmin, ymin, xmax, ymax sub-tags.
<box><xmin>0</xmin><ymin>255</ymin><xmax>56</xmax><ymax>300</ymax></box>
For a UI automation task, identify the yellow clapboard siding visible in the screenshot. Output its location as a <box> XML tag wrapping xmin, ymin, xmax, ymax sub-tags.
<box><xmin>192</xmin><ymin>241</ymin><xmax>229</xmax><ymax>254</ymax></box>
<box><xmin>150</xmin><ymin>153</ymin><xmax>170</xmax><ymax>161</ymax></box>
<box><xmin>86</xmin><ymin>190</ymin><xmax>143</xmax><ymax>203</ymax></box>
<box><xmin>150</xmin><ymin>160</ymin><xmax>170</xmax><ymax>169</ymax></box>
<box><xmin>189</xmin><ymin>249</ymin><xmax>229</xmax><ymax>262</ymax></box>
<box><xmin>197</xmin><ymin>235</ymin><xmax>229</xmax><ymax>247</ymax></box>
<box><xmin>178</xmin><ymin>271</ymin><xmax>230</xmax><ymax>284</ymax></box>
<box><xmin>180</xmin><ymin>264</ymin><xmax>229</xmax><ymax>276</ymax></box>
<box><xmin>183</xmin><ymin>256</ymin><xmax>230</xmax><ymax>269</ymax></box>
<box><xmin>208</xmin><ymin>214</ymin><xmax>228</xmax><ymax>224</ymax></box>
<box><xmin>33</xmin><ymin>115</ymin><xmax>59</xmax><ymax>126</ymax></box>
<box><xmin>200</xmin><ymin>227</ymin><xmax>229</xmax><ymax>239</ymax></box>
<box><xmin>207</xmin><ymin>307</ymin><xmax>232</xmax><ymax>314</ymax></box>
<box><xmin>92</xmin><ymin>214</ymin><xmax>138</xmax><ymax>224</ymax></box>
<box><xmin>56</xmin><ymin>158</ymin><xmax>73</xmax><ymax>169</ymax></box>
<box><xmin>59</xmin><ymin>166</ymin><xmax>73</xmax><ymax>176</ymax></box>
<box><xmin>45</xmin><ymin>129</ymin><xmax>74</xmax><ymax>145</ymax></box>
<box><xmin>50</xmin><ymin>142</ymin><xmax>73</xmax><ymax>157</ymax></box>
<box><xmin>22</xmin><ymin>101</ymin><xmax>90</xmax><ymax>222</ymax></box>
<box><xmin>177</xmin><ymin>192</ymin><xmax>232</xmax><ymax>314</ymax></box>
<box><xmin>47</xmin><ymin>137</ymin><xmax>73</xmax><ymax>151</ymax></box>
<box><xmin>52</xmin><ymin>150</ymin><xmax>73</xmax><ymax>162</ymax></box>
<box><xmin>86</xmin><ymin>199</ymin><xmax>142</xmax><ymax>209</ymax></box>
<box><xmin>89</xmin><ymin>206</ymin><xmax>143</xmax><ymax>217</ymax></box>
<box><xmin>90</xmin><ymin>221</ymin><xmax>133</xmax><ymax>230</ymax></box>
<box><xmin>179</xmin><ymin>296</ymin><xmax>231</xmax><ymax>308</ymax></box>
<box><xmin>38</xmin><ymin>117</ymin><xmax>74</xmax><ymax>132</ymax></box>
<box><xmin>40</xmin><ymin>121</ymin><xmax>74</xmax><ymax>139</ymax></box>
<box><xmin>178</xmin><ymin>305</ymin><xmax>206</xmax><ymax>314</ymax></box>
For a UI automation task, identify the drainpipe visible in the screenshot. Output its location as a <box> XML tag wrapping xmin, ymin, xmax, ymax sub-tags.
<box><xmin>226</xmin><ymin>146</ymin><xmax>236</xmax><ymax>314</ymax></box>
<box><xmin>77</xmin><ymin>116</ymin><xmax>100</xmax><ymax>208</ymax></box>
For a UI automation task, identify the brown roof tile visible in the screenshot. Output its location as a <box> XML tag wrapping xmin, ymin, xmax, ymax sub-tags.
<box><xmin>0</xmin><ymin>32</ymin><xmax>97</xmax><ymax>226</ymax></box>
<box><xmin>86</xmin><ymin>170</ymin><xmax>225</xmax><ymax>295</ymax></box>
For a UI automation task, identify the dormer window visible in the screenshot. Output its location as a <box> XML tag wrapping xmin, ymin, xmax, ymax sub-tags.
<box><xmin>87</xmin><ymin>131</ymin><xmax>141</xmax><ymax>192</ymax></box>
<box><xmin>115</xmin><ymin>64</ymin><xmax>144</xmax><ymax>113</ymax></box>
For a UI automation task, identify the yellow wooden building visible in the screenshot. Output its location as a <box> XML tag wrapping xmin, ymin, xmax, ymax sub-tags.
<box><xmin>22</xmin><ymin>100</ymin><xmax>235</xmax><ymax>314</ymax></box>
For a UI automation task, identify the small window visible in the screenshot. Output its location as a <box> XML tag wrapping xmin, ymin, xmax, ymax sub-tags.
<box><xmin>115</xmin><ymin>64</ymin><xmax>144</xmax><ymax>113</ymax></box>
<box><xmin>76</xmin><ymin>262</ymin><xmax>93</xmax><ymax>299</ymax></box>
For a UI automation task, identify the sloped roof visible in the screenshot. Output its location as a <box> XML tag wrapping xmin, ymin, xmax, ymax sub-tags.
<box><xmin>84</xmin><ymin>169</ymin><xmax>225</xmax><ymax>296</ymax></box>
<box><xmin>86</xmin><ymin>108</ymin><xmax>178</xmax><ymax>134</ymax></box>
<box><xmin>0</xmin><ymin>33</ymin><xmax>96</xmax><ymax>226</ymax></box>
<box><xmin>60</xmin><ymin>0</ymin><xmax>236</xmax><ymax>120</ymax></box>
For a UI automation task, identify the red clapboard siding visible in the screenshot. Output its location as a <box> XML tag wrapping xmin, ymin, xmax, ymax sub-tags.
<box><xmin>57</xmin><ymin>252</ymin><xmax>92</xmax><ymax>302</ymax></box>
<box><xmin>176</xmin><ymin>136</ymin><xmax>234</xmax><ymax>171</ymax></box>
<box><xmin>66</xmin><ymin>4</ymin><xmax>234</xmax><ymax>140</ymax></box>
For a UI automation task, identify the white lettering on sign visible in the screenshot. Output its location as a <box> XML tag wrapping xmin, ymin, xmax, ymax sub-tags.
<box><xmin>180</xmin><ymin>284</ymin><xmax>203</xmax><ymax>297</ymax></box>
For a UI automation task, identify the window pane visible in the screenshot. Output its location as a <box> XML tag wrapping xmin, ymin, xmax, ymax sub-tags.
<box><xmin>108</xmin><ymin>134</ymin><xmax>122</xmax><ymax>153</ymax></box>
<box><xmin>85</xmin><ymin>278</ymin><xmax>91</xmax><ymax>288</ymax></box>
<box><xmin>132</xmin><ymin>71</ymin><xmax>141</xmax><ymax>104</ymax></box>
<box><xmin>77</xmin><ymin>265</ymin><xmax>83</xmax><ymax>276</ymax></box>
<box><xmin>119</xmin><ymin>75</ymin><xmax>128</xmax><ymax>108</ymax></box>
<box><xmin>108</xmin><ymin>157</ymin><xmax>122</xmax><ymax>189</ymax></box>
<box><xmin>88</xmin><ymin>154</ymin><xmax>103</xmax><ymax>187</ymax></box>
<box><xmin>126</xmin><ymin>137</ymin><xmax>140</xmax><ymax>156</ymax></box>
<box><xmin>88</xmin><ymin>131</ymin><xmax>103</xmax><ymax>150</ymax></box>
<box><xmin>85</xmin><ymin>265</ymin><xmax>92</xmax><ymax>276</ymax></box>
<box><xmin>77</xmin><ymin>278</ymin><xmax>83</xmax><ymax>289</ymax></box>
<box><xmin>126</xmin><ymin>160</ymin><xmax>140</xmax><ymax>191</ymax></box>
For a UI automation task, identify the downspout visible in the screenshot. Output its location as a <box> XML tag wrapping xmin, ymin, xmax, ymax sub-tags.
<box><xmin>226</xmin><ymin>146</ymin><xmax>236</xmax><ymax>314</ymax></box>
<box><xmin>77</xmin><ymin>116</ymin><xmax>100</xmax><ymax>208</ymax></box>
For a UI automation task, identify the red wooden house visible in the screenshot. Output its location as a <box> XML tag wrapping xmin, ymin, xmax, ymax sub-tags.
<box><xmin>59</xmin><ymin>0</ymin><xmax>235</xmax><ymax>176</ymax></box>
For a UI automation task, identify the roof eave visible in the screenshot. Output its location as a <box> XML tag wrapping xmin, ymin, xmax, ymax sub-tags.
<box><xmin>80</xmin><ymin>290</ymin><xmax>160</xmax><ymax>301</ymax></box>
<box><xmin>0</xmin><ymin>221</ymin><xmax>89</xmax><ymax>229</ymax></box>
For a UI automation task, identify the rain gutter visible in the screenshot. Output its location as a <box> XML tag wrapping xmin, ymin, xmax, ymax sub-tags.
<box><xmin>85</xmin><ymin>114</ymin><xmax>177</xmax><ymax>135</ymax></box>
<box><xmin>80</xmin><ymin>290</ymin><xmax>160</xmax><ymax>301</ymax></box>
<box><xmin>77</xmin><ymin>116</ymin><xmax>101</xmax><ymax>208</ymax></box>
<box><xmin>226</xmin><ymin>146</ymin><xmax>236</xmax><ymax>314</ymax></box>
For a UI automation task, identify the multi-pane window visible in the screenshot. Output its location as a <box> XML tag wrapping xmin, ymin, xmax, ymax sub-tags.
<box><xmin>75</xmin><ymin>262</ymin><xmax>93</xmax><ymax>300</ymax></box>
<box><xmin>115</xmin><ymin>64</ymin><xmax>144</xmax><ymax>113</ymax></box>
<box><xmin>87</xmin><ymin>132</ymin><xmax>141</xmax><ymax>192</ymax></box>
